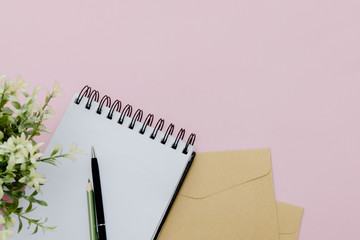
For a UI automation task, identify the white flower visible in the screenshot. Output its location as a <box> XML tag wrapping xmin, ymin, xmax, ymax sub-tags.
<box><xmin>0</xmin><ymin>133</ymin><xmax>44</xmax><ymax>168</ymax></box>
<box><xmin>25</xmin><ymin>141</ymin><xmax>44</xmax><ymax>155</ymax></box>
<box><xmin>26</xmin><ymin>142</ymin><xmax>44</xmax><ymax>164</ymax></box>
<box><xmin>0</xmin><ymin>229</ymin><xmax>13</xmax><ymax>240</ymax></box>
<box><xmin>19</xmin><ymin>169</ymin><xmax>47</xmax><ymax>192</ymax></box>
<box><xmin>67</xmin><ymin>143</ymin><xmax>86</xmax><ymax>157</ymax></box>
<box><xmin>16</xmin><ymin>75</ymin><xmax>29</xmax><ymax>89</ymax></box>
<box><xmin>14</xmin><ymin>151</ymin><xmax>26</xmax><ymax>164</ymax></box>
<box><xmin>30</xmin><ymin>152</ymin><xmax>43</xmax><ymax>165</ymax></box>
<box><xmin>13</xmin><ymin>132</ymin><xmax>27</xmax><ymax>146</ymax></box>
<box><xmin>53</xmin><ymin>81</ymin><xmax>64</xmax><ymax>97</ymax></box>
<box><xmin>6</xmin><ymin>154</ymin><xmax>15</xmax><ymax>171</ymax></box>
<box><xmin>7</xmin><ymin>217</ymin><xmax>16</xmax><ymax>228</ymax></box>
<box><xmin>0</xmin><ymin>215</ymin><xmax>5</xmax><ymax>225</ymax></box>
<box><xmin>31</xmin><ymin>86</ymin><xmax>41</xmax><ymax>98</ymax></box>
<box><xmin>20</xmin><ymin>163</ymin><xmax>26</xmax><ymax>171</ymax></box>
<box><xmin>69</xmin><ymin>143</ymin><xmax>77</xmax><ymax>153</ymax></box>
<box><xmin>0</xmin><ymin>138</ymin><xmax>16</xmax><ymax>153</ymax></box>
<box><xmin>52</xmin><ymin>143</ymin><xmax>62</xmax><ymax>155</ymax></box>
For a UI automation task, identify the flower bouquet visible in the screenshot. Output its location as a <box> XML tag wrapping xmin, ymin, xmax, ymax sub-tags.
<box><xmin>0</xmin><ymin>75</ymin><xmax>83</xmax><ymax>239</ymax></box>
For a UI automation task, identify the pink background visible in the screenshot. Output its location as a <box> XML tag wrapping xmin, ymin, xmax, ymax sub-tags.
<box><xmin>1</xmin><ymin>0</ymin><xmax>360</xmax><ymax>239</ymax></box>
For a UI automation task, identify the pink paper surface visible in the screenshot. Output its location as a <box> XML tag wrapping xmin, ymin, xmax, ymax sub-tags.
<box><xmin>1</xmin><ymin>1</ymin><xmax>360</xmax><ymax>239</ymax></box>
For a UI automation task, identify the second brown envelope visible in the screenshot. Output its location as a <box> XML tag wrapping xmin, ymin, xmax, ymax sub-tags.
<box><xmin>159</xmin><ymin>148</ymin><xmax>280</xmax><ymax>240</ymax></box>
<box><xmin>277</xmin><ymin>201</ymin><xmax>304</xmax><ymax>240</ymax></box>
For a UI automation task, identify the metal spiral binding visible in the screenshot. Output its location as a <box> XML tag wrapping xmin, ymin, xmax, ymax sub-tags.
<box><xmin>118</xmin><ymin>104</ymin><xmax>132</xmax><ymax>124</ymax></box>
<box><xmin>150</xmin><ymin>118</ymin><xmax>164</xmax><ymax>139</ymax></box>
<box><xmin>161</xmin><ymin>124</ymin><xmax>174</xmax><ymax>145</ymax></box>
<box><xmin>129</xmin><ymin>109</ymin><xmax>143</xmax><ymax>130</ymax></box>
<box><xmin>85</xmin><ymin>89</ymin><xmax>100</xmax><ymax>109</ymax></box>
<box><xmin>75</xmin><ymin>85</ymin><xmax>196</xmax><ymax>154</ymax></box>
<box><xmin>107</xmin><ymin>100</ymin><xmax>121</xmax><ymax>120</ymax></box>
<box><xmin>140</xmin><ymin>114</ymin><xmax>154</xmax><ymax>134</ymax></box>
<box><xmin>96</xmin><ymin>95</ymin><xmax>111</xmax><ymax>114</ymax></box>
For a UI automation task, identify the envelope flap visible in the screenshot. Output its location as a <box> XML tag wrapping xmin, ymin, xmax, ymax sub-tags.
<box><xmin>180</xmin><ymin>148</ymin><xmax>272</xmax><ymax>198</ymax></box>
<box><xmin>277</xmin><ymin>201</ymin><xmax>304</xmax><ymax>234</ymax></box>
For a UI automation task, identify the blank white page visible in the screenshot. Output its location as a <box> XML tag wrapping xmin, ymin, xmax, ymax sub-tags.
<box><xmin>13</xmin><ymin>94</ymin><xmax>195</xmax><ymax>240</ymax></box>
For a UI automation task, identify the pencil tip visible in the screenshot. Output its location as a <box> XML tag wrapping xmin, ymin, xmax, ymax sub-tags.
<box><xmin>91</xmin><ymin>146</ymin><xmax>96</xmax><ymax>158</ymax></box>
<box><xmin>87</xmin><ymin>180</ymin><xmax>92</xmax><ymax>191</ymax></box>
<box><xmin>88</xmin><ymin>178</ymin><xmax>90</xmax><ymax>183</ymax></box>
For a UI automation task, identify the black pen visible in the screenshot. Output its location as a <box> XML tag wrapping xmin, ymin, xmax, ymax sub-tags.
<box><xmin>91</xmin><ymin>146</ymin><xmax>107</xmax><ymax>240</ymax></box>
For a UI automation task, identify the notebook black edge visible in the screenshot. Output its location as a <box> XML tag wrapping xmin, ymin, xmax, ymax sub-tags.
<box><xmin>153</xmin><ymin>151</ymin><xmax>196</xmax><ymax>240</ymax></box>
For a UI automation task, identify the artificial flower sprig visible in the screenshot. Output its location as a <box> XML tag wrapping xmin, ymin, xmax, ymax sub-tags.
<box><xmin>0</xmin><ymin>75</ymin><xmax>84</xmax><ymax>239</ymax></box>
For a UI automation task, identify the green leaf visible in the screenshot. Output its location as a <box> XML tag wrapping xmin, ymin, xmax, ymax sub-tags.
<box><xmin>30</xmin><ymin>190</ymin><xmax>39</xmax><ymax>197</ymax></box>
<box><xmin>23</xmin><ymin>122</ymin><xmax>34</xmax><ymax>128</ymax></box>
<box><xmin>11</xmin><ymin>101</ymin><xmax>21</xmax><ymax>109</ymax></box>
<box><xmin>27</xmin><ymin>97</ymin><xmax>34</xmax><ymax>105</ymax></box>
<box><xmin>15</xmin><ymin>207</ymin><xmax>23</xmax><ymax>214</ymax></box>
<box><xmin>21</xmin><ymin>90</ymin><xmax>30</xmax><ymax>98</ymax></box>
<box><xmin>8</xmin><ymin>116</ymin><xmax>16</xmax><ymax>125</ymax></box>
<box><xmin>18</xmin><ymin>215</ymin><xmax>23</xmax><ymax>233</ymax></box>
<box><xmin>2</xmin><ymin>107</ymin><xmax>13</xmax><ymax>114</ymax></box>
<box><xmin>35</xmin><ymin>200</ymin><xmax>47</xmax><ymax>206</ymax></box>
<box><xmin>40</xmin><ymin>129</ymin><xmax>51</xmax><ymax>134</ymax></box>
<box><xmin>28</xmin><ymin>117</ymin><xmax>39</xmax><ymax>122</ymax></box>
<box><xmin>47</xmin><ymin>226</ymin><xmax>56</xmax><ymax>230</ymax></box>
<box><xmin>12</xmin><ymin>197</ymin><xmax>19</xmax><ymax>210</ymax></box>
<box><xmin>25</xmin><ymin>202</ymin><xmax>33</xmax><ymax>213</ymax></box>
<box><xmin>50</xmin><ymin>144</ymin><xmax>62</xmax><ymax>157</ymax></box>
<box><xmin>18</xmin><ymin>125</ymin><xmax>24</xmax><ymax>132</ymax></box>
<box><xmin>41</xmin><ymin>159</ymin><xmax>58</xmax><ymax>166</ymax></box>
<box><xmin>26</xmin><ymin>196</ymin><xmax>35</xmax><ymax>202</ymax></box>
<box><xmin>0</xmin><ymin>115</ymin><xmax>9</xmax><ymax>127</ymax></box>
<box><xmin>32</xmin><ymin>225</ymin><xmax>39</xmax><ymax>234</ymax></box>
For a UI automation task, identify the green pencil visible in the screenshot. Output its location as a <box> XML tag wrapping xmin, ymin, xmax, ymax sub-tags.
<box><xmin>87</xmin><ymin>179</ymin><xmax>98</xmax><ymax>240</ymax></box>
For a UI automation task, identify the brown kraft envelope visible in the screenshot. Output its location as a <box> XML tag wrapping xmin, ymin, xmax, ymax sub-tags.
<box><xmin>158</xmin><ymin>148</ymin><xmax>280</xmax><ymax>240</ymax></box>
<box><xmin>277</xmin><ymin>201</ymin><xmax>304</xmax><ymax>240</ymax></box>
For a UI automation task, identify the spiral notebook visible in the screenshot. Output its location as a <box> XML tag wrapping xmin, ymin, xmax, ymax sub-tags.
<box><xmin>14</xmin><ymin>86</ymin><xmax>196</xmax><ymax>240</ymax></box>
